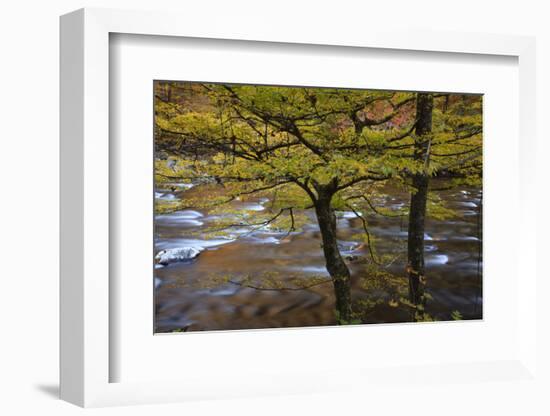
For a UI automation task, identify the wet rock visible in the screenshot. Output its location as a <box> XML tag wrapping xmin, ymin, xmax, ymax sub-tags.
<box><xmin>345</xmin><ymin>254</ymin><xmax>366</xmax><ymax>263</ymax></box>
<box><xmin>155</xmin><ymin>247</ymin><xmax>203</xmax><ymax>265</ymax></box>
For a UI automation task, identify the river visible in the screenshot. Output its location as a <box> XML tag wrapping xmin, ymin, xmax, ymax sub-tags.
<box><xmin>154</xmin><ymin>181</ymin><xmax>482</xmax><ymax>332</ymax></box>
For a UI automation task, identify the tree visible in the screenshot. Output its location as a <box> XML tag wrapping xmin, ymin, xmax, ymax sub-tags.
<box><xmin>404</xmin><ymin>93</ymin><xmax>482</xmax><ymax>319</ymax></box>
<box><xmin>406</xmin><ymin>93</ymin><xmax>433</xmax><ymax>315</ymax></box>
<box><xmin>155</xmin><ymin>83</ymin><xmax>418</xmax><ymax>323</ymax></box>
<box><xmin>154</xmin><ymin>83</ymin><xmax>482</xmax><ymax>323</ymax></box>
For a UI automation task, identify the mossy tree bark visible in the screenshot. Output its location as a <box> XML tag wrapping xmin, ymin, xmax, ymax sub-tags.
<box><xmin>313</xmin><ymin>181</ymin><xmax>353</xmax><ymax>324</ymax></box>
<box><xmin>407</xmin><ymin>93</ymin><xmax>434</xmax><ymax>319</ymax></box>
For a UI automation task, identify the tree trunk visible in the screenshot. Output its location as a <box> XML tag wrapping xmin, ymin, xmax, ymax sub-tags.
<box><xmin>407</xmin><ymin>93</ymin><xmax>433</xmax><ymax>319</ymax></box>
<box><xmin>408</xmin><ymin>174</ymin><xmax>428</xmax><ymax>308</ymax></box>
<box><xmin>314</xmin><ymin>190</ymin><xmax>353</xmax><ymax>324</ymax></box>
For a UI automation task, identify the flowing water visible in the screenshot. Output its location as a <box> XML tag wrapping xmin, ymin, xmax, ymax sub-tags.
<box><xmin>154</xmin><ymin>182</ymin><xmax>482</xmax><ymax>332</ymax></box>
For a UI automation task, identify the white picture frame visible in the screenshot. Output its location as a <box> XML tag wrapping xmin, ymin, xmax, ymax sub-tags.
<box><xmin>60</xmin><ymin>7</ymin><xmax>538</xmax><ymax>408</ymax></box>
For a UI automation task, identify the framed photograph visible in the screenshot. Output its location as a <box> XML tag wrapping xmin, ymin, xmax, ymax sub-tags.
<box><xmin>152</xmin><ymin>81</ymin><xmax>484</xmax><ymax>332</ymax></box>
<box><xmin>60</xmin><ymin>8</ymin><xmax>538</xmax><ymax>408</ymax></box>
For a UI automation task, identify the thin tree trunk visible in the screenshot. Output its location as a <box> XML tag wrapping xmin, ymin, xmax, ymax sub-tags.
<box><xmin>407</xmin><ymin>93</ymin><xmax>433</xmax><ymax>319</ymax></box>
<box><xmin>314</xmin><ymin>190</ymin><xmax>353</xmax><ymax>324</ymax></box>
<box><xmin>408</xmin><ymin>174</ymin><xmax>428</xmax><ymax>308</ymax></box>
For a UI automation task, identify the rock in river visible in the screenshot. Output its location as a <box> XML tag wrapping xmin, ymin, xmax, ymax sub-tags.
<box><xmin>155</xmin><ymin>247</ymin><xmax>203</xmax><ymax>265</ymax></box>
